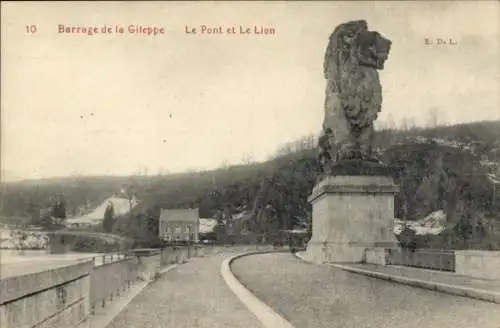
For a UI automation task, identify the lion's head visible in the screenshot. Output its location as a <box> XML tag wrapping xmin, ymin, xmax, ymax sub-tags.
<box><xmin>321</xmin><ymin>20</ymin><xmax>392</xmax><ymax>165</ymax></box>
<box><xmin>324</xmin><ymin>20</ymin><xmax>392</xmax><ymax>79</ymax></box>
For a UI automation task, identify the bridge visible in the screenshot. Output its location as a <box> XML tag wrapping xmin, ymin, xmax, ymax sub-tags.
<box><xmin>1</xmin><ymin>244</ymin><xmax>499</xmax><ymax>328</ymax></box>
<box><xmin>51</xmin><ymin>229</ymin><xmax>134</xmax><ymax>243</ymax></box>
<box><xmin>47</xmin><ymin>230</ymin><xmax>134</xmax><ymax>253</ymax></box>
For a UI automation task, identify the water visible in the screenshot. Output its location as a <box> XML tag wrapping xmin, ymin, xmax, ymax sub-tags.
<box><xmin>0</xmin><ymin>249</ymin><xmax>127</xmax><ymax>279</ymax></box>
<box><xmin>1</xmin><ymin>227</ymin><xmax>108</xmax><ymax>265</ymax></box>
<box><xmin>0</xmin><ymin>227</ymin><xmax>125</xmax><ymax>278</ymax></box>
<box><xmin>0</xmin><ymin>249</ymin><xmax>103</xmax><ymax>264</ymax></box>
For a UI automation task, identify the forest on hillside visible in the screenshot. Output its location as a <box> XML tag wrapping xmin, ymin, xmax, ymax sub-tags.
<box><xmin>1</xmin><ymin>120</ymin><xmax>500</xmax><ymax>249</ymax></box>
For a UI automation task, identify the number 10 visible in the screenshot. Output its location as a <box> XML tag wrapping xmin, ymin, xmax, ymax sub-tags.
<box><xmin>26</xmin><ymin>25</ymin><xmax>37</xmax><ymax>33</ymax></box>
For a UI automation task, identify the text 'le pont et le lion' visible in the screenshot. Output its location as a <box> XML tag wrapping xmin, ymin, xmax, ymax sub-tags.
<box><xmin>185</xmin><ymin>24</ymin><xmax>276</xmax><ymax>35</ymax></box>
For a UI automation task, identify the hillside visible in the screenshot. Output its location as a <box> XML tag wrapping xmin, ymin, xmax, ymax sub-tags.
<box><xmin>1</xmin><ymin>120</ymin><xmax>499</xmax><ymax>248</ymax></box>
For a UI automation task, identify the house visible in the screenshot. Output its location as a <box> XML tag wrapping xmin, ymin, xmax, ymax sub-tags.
<box><xmin>64</xmin><ymin>195</ymin><xmax>138</xmax><ymax>228</ymax></box>
<box><xmin>198</xmin><ymin>218</ymin><xmax>218</xmax><ymax>242</ymax></box>
<box><xmin>199</xmin><ymin>218</ymin><xmax>218</xmax><ymax>234</ymax></box>
<box><xmin>159</xmin><ymin>208</ymin><xmax>199</xmax><ymax>242</ymax></box>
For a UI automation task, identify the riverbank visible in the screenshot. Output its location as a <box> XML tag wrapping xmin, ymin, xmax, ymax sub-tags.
<box><xmin>0</xmin><ymin>227</ymin><xmax>48</xmax><ymax>249</ymax></box>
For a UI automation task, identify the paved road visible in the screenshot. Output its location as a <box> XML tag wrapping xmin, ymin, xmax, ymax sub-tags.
<box><xmin>231</xmin><ymin>253</ymin><xmax>500</xmax><ymax>328</ymax></box>
<box><xmin>107</xmin><ymin>251</ymin><xmax>262</xmax><ymax>328</ymax></box>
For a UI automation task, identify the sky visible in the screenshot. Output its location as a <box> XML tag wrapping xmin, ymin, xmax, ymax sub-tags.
<box><xmin>1</xmin><ymin>1</ymin><xmax>499</xmax><ymax>181</ymax></box>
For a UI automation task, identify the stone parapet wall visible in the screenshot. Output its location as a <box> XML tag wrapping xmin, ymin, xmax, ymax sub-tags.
<box><xmin>364</xmin><ymin>247</ymin><xmax>390</xmax><ymax>265</ymax></box>
<box><xmin>0</xmin><ymin>261</ymin><xmax>93</xmax><ymax>328</ymax></box>
<box><xmin>137</xmin><ymin>254</ymin><xmax>161</xmax><ymax>281</ymax></box>
<box><xmin>386</xmin><ymin>248</ymin><xmax>455</xmax><ymax>272</ymax></box>
<box><xmin>160</xmin><ymin>246</ymin><xmax>190</xmax><ymax>266</ymax></box>
<box><xmin>455</xmin><ymin>251</ymin><xmax>500</xmax><ymax>280</ymax></box>
<box><xmin>0</xmin><ymin>244</ymin><xmax>243</xmax><ymax>328</ymax></box>
<box><xmin>89</xmin><ymin>257</ymin><xmax>140</xmax><ymax>313</ymax></box>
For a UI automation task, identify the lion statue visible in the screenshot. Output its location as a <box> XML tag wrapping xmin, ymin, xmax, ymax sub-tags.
<box><xmin>318</xmin><ymin>20</ymin><xmax>392</xmax><ymax>174</ymax></box>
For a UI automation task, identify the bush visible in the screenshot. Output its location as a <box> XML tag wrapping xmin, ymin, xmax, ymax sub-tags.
<box><xmin>398</xmin><ymin>226</ymin><xmax>417</xmax><ymax>250</ymax></box>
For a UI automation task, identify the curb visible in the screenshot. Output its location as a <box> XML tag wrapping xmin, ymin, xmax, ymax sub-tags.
<box><xmin>221</xmin><ymin>250</ymin><xmax>296</xmax><ymax>328</ymax></box>
<box><xmin>293</xmin><ymin>252</ymin><xmax>500</xmax><ymax>305</ymax></box>
<box><xmin>157</xmin><ymin>263</ymin><xmax>179</xmax><ymax>276</ymax></box>
<box><xmin>329</xmin><ymin>263</ymin><xmax>500</xmax><ymax>305</ymax></box>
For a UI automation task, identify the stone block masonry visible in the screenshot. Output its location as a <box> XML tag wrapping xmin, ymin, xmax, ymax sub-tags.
<box><xmin>0</xmin><ymin>245</ymin><xmax>204</xmax><ymax>328</ymax></box>
<box><xmin>0</xmin><ymin>261</ymin><xmax>93</xmax><ymax>328</ymax></box>
<box><xmin>455</xmin><ymin>251</ymin><xmax>500</xmax><ymax>280</ymax></box>
<box><xmin>305</xmin><ymin>175</ymin><xmax>399</xmax><ymax>264</ymax></box>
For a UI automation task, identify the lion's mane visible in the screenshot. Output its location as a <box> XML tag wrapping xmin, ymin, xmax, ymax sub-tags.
<box><xmin>319</xmin><ymin>20</ymin><xmax>391</xmax><ymax>172</ymax></box>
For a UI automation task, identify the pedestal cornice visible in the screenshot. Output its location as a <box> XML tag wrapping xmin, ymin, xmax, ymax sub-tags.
<box><xmin>308</xmin><ymin>175</ymin><xmax>400</xmax><ymax>203</ymax></box>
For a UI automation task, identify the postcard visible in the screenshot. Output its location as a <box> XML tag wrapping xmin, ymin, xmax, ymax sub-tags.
<box><xmin>1</xmin><ymin>2</ymin><xmax>499</xmax><ymax>328</ymax></box>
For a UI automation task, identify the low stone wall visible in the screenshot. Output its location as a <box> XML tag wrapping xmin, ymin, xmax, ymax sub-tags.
<box><xmin>160</xmin><ymin>247</ymin><xmax>177</xmax><ymax>266</ymax></box>
<box><xmin>365</xmin><ymin>248</ymin><xmax>500</xmax><ymax>279</ymax></box>
<box><xmin>160</xmin><ymin>245</ymin><xmax>196</xmax><ymax>266</ymax></box>
<box><xmin>137</xmin><ymin>254</ymin><xmax>161</xmax><ymax>281</ymax></box>
<box><xmin>89</xmin><ymin>257</ymin><xmax>140</xmax><ymax>313</ymax></box>
<box><xmin>364</xmin><ymin>247</ymin><xmax>390</xmax><ymax>265</ymax></box>
<box><xmin>163</xmin><ymin>243</ymin><xmax>281</xmax><ymax>262</ymax></box>
<box><xmin>90</xmin><ymin>247</ymin><xmax>193</xmax><ymax>316</ymax></box>
<box><xmin>194</xmin><ymin>245</ymin><xmax>205</xmax><ymax>257</ymax></box>
<box><xmin>0</xmin><ymin>260</ymin><xmax>93</xmax><ymax>328</ymax></box>
<box><xmin>177</xmin><ymin>248</ymin><xmax>189</xmax><ymax>263</ymax></box>
<box><xmin>208</xmin><ymin>244</ymin><xmax>283</xmax><ymax>254</ymax></box>
<box><xmin>1</xmin><ymin>244</ymin><xmax>255</xmax><ymax>328</ymax></box>
<box><xmin>386</xmin><ymin>248</ymin><xmax>455</xmax><ymax>272</ymax></box>
<box><xmin>455</xmin><ymin>251</ymin><xmax>500</xmax><ymax>280</ymax></box>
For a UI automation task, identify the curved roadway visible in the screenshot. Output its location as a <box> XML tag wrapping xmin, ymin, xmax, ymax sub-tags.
<box><xmin>231</xmin><ymin>252</ymin><xmax>500</xmax><ymax>328</ymax></box>
<box><xmin>106</xmin><ymin>249</ymin><xmax>262</xmax><ymax>328</ymax></box>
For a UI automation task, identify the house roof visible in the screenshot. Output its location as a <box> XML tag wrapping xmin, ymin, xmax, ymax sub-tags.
<box><xmin>159</xmin><ymin>208</ymin><xmax>199</xmax><ymax>224</ymax></box>
<box><xmin>199</xmin><ymin>218</ymin><xmax>217</xmax><ymax>233</ymax></box>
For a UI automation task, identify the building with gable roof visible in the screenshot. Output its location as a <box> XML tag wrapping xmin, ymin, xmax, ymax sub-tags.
<box><xmin>159</xmin><ymin>208</ymin><xmax>199</xmax><ymax>242</ymax></box>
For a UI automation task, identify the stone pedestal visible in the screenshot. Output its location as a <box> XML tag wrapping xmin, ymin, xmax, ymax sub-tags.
<box><xmin>305</xmin><ymin>175</ymin><xmax>399</xmax><ymax>264</ymax></box>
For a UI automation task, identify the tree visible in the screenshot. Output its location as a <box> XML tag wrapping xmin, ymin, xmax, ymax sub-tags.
<box><xmin>385</xmin><ymin>113</ymin><xmax>396</xmax><ymax>130</ymax></box>
<box><xmin>29</xmin><ymin>201</ymin><xmax>41</xmax><ymax>225</ymax></box>
<box><xmin>241</xmin><ymin>153</ymin><xmax>255</xmax><ymax>165</ymax></box>
<box><xmin>51</xmin><ymin>197</ymin><xmax>67</xmax><ymax>220</ymax></box>
<box><xmin>398</xmin><ymin>225</ymin><xmax>417</xmax><ymax>250</ymax></box>
<box><xmin>103</xmin><ymin>201</ymin><xmax>115</xmax><ymax>233</ymax></box>
<box><xmin>123</xmin><ymin>180</ymin><xmax>137</xmax><ymax>216</ymax></box>
<box><xmin>427</xmin><ymin>107</ymin><xmax>439</xmax><ymax>128</ymax></box>
<box><xmin>274</xmin><ymin>142</ymin><xmax>294</xmax><ymax>157</ymax></box>
<box><xmin>400</xmin><ymin>117</ymin><xmax>410</xmax><ymax>131</ymax></box>
<box><xmin>219</xmin><ymin>160</ymin><xmax>231</xmax><ymax>169</ymax></box>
